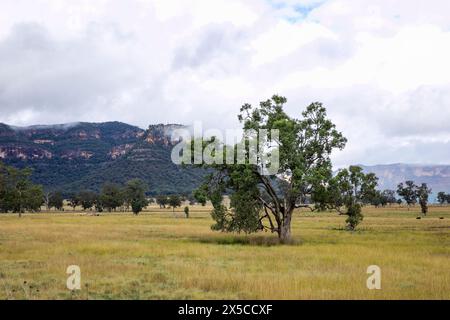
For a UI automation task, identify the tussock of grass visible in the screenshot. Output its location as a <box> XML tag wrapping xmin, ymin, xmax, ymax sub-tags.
<box><xmin>196</xmin><ymin>234</ymin><xmax>295</xmax><ymax>246</ymax></box>
<box><xmin>0</xmin><ymin>205</ymin><xmax>449</xmax><ymax>299</ymax></box>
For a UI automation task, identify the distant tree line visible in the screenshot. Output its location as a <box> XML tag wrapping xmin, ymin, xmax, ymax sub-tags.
<box><xmin>1</xmin><ymin>160</ymin><xmax>198</xmax><ymax>217</ymax></box>
<box><xmin>437</xmin><ymin>192</ymin><xmax>450</xmax><ymax>205</ymax></box>
<box><xmin>0</xmin><ymin>160</ymin><xmax>152</xmax><ymax>216</ymax></box>
<box><xmin>67</xmin><ymin>184</ymin><xmax>196</xmax><ymax>216</ymax></box>
<box><xmin>156</xmin><ymin>194</ymin><xmax>194</xmax><ymax>218</ymax></box>
<box><xmin>66</xmin><ymin>179</ymin><xmax>150</xmax><ymax>215</ymax></box>
<box><xmin>370</xmin><ymin>189</ymin><xmax>398</xmax><ymax>207</ymax></box>
<box><xmin>1</xmin><ymin>153</ymin><xmax>447</xmax><ymax>235</ymax></box>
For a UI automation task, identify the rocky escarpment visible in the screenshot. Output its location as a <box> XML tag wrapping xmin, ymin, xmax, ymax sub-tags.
<box><xmin>0</xmin><ymin>121</ymin><xmax>204</xmax><ymax>195</ymax></box>
<box><xmin>0</xmin><ymin>122</ymin><xmax>145</xmax><ymax>161</ymax></box>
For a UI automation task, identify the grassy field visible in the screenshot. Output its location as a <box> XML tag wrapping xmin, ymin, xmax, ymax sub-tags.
<box><xmin>0</xmin><ymin>205</ymin><xmax>449</xmax><ymax>300</ymax></box>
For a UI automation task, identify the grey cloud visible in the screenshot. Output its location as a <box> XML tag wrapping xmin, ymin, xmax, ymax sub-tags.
<box><xmin>251</xmin><ymin>36</ymin><xmax>356</xmax><ymax>87</ymax></box>
<box><xmin>334</xmin><ymin>138</ymin><xmax>450</xmax><ymax>167</ymax></box>
<box><xmin>283</xmin><ymin>83</ymin><xmax>450</xmax><ymax>137</ymax></box>
<box><xmin>280</xmin><ymin>83</ymin><xmax>450</xmax><ymax>167</ymax></box>
<box><xmin>172</xmin><ymin>23</ymin><xmax>251</xmax><ymax>72</ymax></box>
<box><xmin>326</xmin><ymin>85</ymin><xmax>450</xmax><ymax>138</ymax></box>
<box><xmin>380</xmin><ymin>85</ymin><xmax>450</xmax><ymax>137</ymax></box>
<box><xmin>0</xmin><ymin>23</ymin><xmax>147</xmax><ymax>124</ymax></box>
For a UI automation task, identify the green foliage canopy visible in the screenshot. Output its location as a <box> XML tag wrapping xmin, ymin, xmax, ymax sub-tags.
<box><xmin>194</xmin><ymin>95</ymin><xmax>347</xmax><ymax>243</ymax></box>
<box><xmin>317</xmin><ymin>166</ymin><xmax>378</xmax><ymax>230</ymax></box>
<box><xmin>0</xmin><ymin>162</ymin><xmax>44</xmax><ymax>216</ymax></box>
<box><xmin>124</xmin><ymin>179</ymin><xmax>149</xmax><ymax>215</ymax></box>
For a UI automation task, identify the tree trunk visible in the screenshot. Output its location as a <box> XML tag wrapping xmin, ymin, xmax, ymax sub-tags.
<box><xmin>278</xmin><ymin>213</ymin><xmax>292</xmax><ymax>244</ymax></box>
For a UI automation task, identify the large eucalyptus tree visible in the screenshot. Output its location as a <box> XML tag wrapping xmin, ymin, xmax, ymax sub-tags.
<box><xmin>194</xmin><ymin>95</ymin><xmax>347</xmax><ymax>243</ymax></box>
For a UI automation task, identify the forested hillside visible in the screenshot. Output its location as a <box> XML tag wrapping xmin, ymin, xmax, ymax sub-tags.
<box><xmin>0</xmin><ymin>122</ymin><xmax>205</xmax><ymax>195</ymax></box>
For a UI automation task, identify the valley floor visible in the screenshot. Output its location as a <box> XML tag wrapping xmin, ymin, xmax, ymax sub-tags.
<box><xmin>0</xmin><ymin>205</ymin><xmax>449</xmax><ymax>299</ymax></box>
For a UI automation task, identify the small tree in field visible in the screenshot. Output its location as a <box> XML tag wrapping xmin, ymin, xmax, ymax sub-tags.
<box><xmin>23</xmin><ymin>184</ymin><xmax>44</xmax><ymax>212</ymax></box>
<box><xmin>417</xmin><ymin>183</ymin><xmax>432</xmax><ymax>216</ymax></box>
<box><xmin>319</xmin><ymin>166</ymin><xmax>378</xmax><ymax>230</ymax></box>
<box><xmin>168</xmin><ymin>195</ymin><xmax>182</xmax><ymax>214</ymax></box>
<box><xmin>78</xmin><ymin>190</ymin><xmax>96</xmax><ymax>210</ymax></box>
<box><xmin>184</xmin><ymin>206</ymin><xmax>189</xmax><ymax>218</ymax></box>
<box><xmin>43</xmin><ymin>191</ymin><xmax>51</xmax><ymax>211</ymax></box>
<box><xmin>0</xmin><ymin>164</ymin><xmax>44</xmax><ymax>216</ymax></box>
<box><xmin>156</xmin><ymin>195</ymin><xmax>168</xmax><ymax>208</ymax></box>
<box><xmin>397</xmin><ymin>181</ymin><xmax>417</xmax><ymax>209</ymax></box>
<box><xmin>124</xmin><ymin>179</ymin><xmax>149</xmax><ymax>215</ymax></box>
<box><xmin>370</xmin><ymin>191</ymin><xmax>386</xmax><ymax>208</ymax></box>
<box><xmin>94</xmin><ymin>194</ymin><xmax>104</xmax><ymax>213</ymax></box>
<box><xmin>49</xmin><ymin>191</ymin><xmax>64</xmax><ymax>211</ymax></box>
<box><xmin>370</xmin><ymin>190</ymin><xmax>396</xmax><ymax>208</ymax></box>
<box><xmin>192</xmin><ymin>96</ymin><xmax>347</xmax><ymax>243</ymax></box>
<box><xmin>193</xmin><ymin>187</ymin><xmax>207</xmax><ymax>206</ymax></box>
<box><xmin>68</xmin><ymin>194</ymin><xmax>80</xmax><ymax>211</ymax></box>
<box><xmin>100</xmin><ymin>183</ymin><xmax>123</xmax><ymax>212</ymax></box>
<box><xmin>437</xmin><ymin>192</ymin><xmax>447</xmax><ymax>205</ymax></box>
<box><xmin>383</xmin><ymin>189</ymin><xmax>397</xmax><ymax>206</ymax></box>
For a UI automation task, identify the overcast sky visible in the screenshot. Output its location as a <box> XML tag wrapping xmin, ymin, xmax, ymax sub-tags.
<box><xmin>0</xmin><ymin>0</ymin><xmax>449</xmax><ymax>166</ymax></box>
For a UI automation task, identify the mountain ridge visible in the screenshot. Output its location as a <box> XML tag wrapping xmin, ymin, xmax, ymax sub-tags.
<box><xmin>0</xmin><ymin>121</ymin><xmax>204</xmax><ymax>195</ymax></box>
<box><xmin>360</xmin><ymin>163</ymin><xmax>450</xmax><ymax>200</ymax></box>
<box><xmin>1</xmin><ymin>121</ymin><xmax>450</xmax><ymax>197</ymax></box>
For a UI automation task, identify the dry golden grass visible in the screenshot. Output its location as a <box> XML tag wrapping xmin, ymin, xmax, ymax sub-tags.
<box><xmin>0</xmin><ymin>205</ymin><xmax>449</xmax><ymax>300</ymax></box>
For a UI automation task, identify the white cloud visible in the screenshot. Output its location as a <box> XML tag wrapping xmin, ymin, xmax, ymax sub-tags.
<box><xmin>0</xmin><ymin>0</ymin><xmax>450</xmax><ymax>166</ymax></box>
<box><xmin>250</xmin><ymin>20</ymin><xmax>336</xmax><ymax>66</ymax></box>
